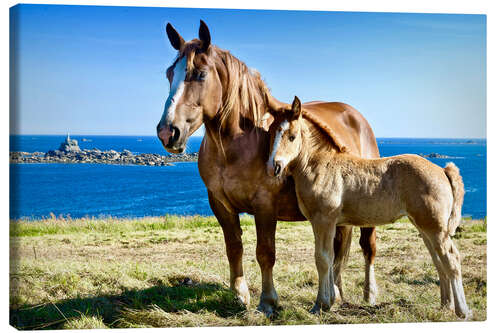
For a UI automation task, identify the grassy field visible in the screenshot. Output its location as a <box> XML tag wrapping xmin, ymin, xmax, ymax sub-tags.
<box><xmin>10</xmin><ymin>215</ymin><xmax>486</xmax><ymax>329</ymax></box>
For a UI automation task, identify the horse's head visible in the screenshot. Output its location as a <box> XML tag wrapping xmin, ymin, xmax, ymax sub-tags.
<box><xmin>157</xmin><ymin>20</ymin><xmax>222</xmax><ymax>153</ymax></box>
<box><xmin>266</xmin><ymin>96</ymin><xmax>303</xmax><ymax>177</ymax></box>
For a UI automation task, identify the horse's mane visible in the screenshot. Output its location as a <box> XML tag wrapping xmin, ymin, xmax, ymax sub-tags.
<box><xmin>212</xmin><ymin>46</ymin><xmax>269</xmax><ymax>130</ymax></box>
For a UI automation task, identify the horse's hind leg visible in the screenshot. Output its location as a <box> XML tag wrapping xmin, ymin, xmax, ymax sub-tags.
<box><xmin>208</xmin><ymin>192</ymin><xmax>250</xmax><ymax>307</ymax></box>
<box><xmin>424</xmin><ymin>230</ymin><xmax>471</xmax><ymax>319</ymax></box>
<box><xmin>419</xmin><ymin>231</ymin><xmax>454</xmax><ymax>310</ymax></box>
<box><xmin>359</xmin><ymin>227</ymin><xmax>378</xmax><ymax>304</ymax></box>
<box><xmin>310</xmin><ymin>217</ymin><xmax>337</xmax><ymax>314</ymax></box>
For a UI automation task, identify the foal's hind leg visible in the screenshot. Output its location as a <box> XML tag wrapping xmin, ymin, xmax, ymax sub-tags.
<box><xmin>359</xmin><ymin>227</ymin><xmax>378</xmax><ymax>304</ymax></box>
<box><xmin>333</xmin><ymin>226</ymin><xmax>353</xmax><ymax>302</ymax></box>
<box><xmin>419</xmin><ymin>232</ymin><xmax>454</xmax><ymax>310</ymax></box>
<box><xmin>424</xmin><ymin>231</ymin><xmax>471</xmax><ymax>319</ymax></box>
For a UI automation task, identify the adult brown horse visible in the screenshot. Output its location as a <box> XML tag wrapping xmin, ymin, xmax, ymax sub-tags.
<box><xmin>156</xmin><ymin>20</ymin><xmax>379</xmax><ymax>315</ymax></box>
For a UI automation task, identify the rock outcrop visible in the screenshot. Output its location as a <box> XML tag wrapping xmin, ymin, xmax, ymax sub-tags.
<box><xmin>59</xmin><ymin>134</ymin><xmax>81</xmax><ymax>152</ymax></box>
<box><xmin>420</xmin><ymin>153</ymin><xmax>458</xmax><ymax>159</ymax></box>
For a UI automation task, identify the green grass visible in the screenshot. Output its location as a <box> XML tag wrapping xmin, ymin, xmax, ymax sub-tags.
<box><xmin>10</xmin><ymin>214</ymin><xmax>256</xmax><ymax>237</ymax></box>
<box><xmin>10</xmin><ymin>215</ymin><xmax>486</xmax><ymax>329</ymax></box>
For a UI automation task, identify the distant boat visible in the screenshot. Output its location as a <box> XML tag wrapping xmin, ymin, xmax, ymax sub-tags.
<box><xmin>82</xmin><ymin>138</ymin><xmax>93</xmax><ymax>142</ymax></box>
<box><xmin>137</xmin><ymin>139</ymin><xmax>143</xmax><ymax>142</ymax></box>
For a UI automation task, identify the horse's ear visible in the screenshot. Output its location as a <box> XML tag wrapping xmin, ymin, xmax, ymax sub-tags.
<box><xmin>199</xmin><ymin>20</ymin><xmax>211</xmax><ymax>52</ymax></box>
<box><xmin>166</xmin><ymin>23</ymin><xmax>185</xmax><ymax>50</ymax></box>
<box><xmin>264</xmin><ymin>89</ymin><xmax>287</xmax><ymax>115</ymax></box>
<box><xmin>291</xmin><ymin>96</ymin><xmax>302</xmax><ymax>119</ymax></box>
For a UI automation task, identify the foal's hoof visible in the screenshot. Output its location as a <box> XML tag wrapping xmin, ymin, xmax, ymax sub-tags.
<box><xmin>309</xmin><ymin>304</ymin><xmax>321</xmax><ymax>315</ymax></box>
<box><xmin>333</xmin><ymin>284</ymin><xmax>342</xmax><ymax>303</ymax></box>
<box><xmin>457</xmin><ymin>309</ymin><xmax>473</xmax><ymax>321</ymax></box>
<box><xmin>309</xmin><ymin>302</ymin><xmax>330</xmax><ymax>315</ymax></box>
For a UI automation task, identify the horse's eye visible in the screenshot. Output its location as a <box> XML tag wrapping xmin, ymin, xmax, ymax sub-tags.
<box><xmin>198</xmin><ymin>71</ymin><xmax>207</xmax><ymax>81</ymax></box>
<box><xmin>289</xmin><ymin>135</ymin><xmax>295</xmax><ymax>142</ymax></box>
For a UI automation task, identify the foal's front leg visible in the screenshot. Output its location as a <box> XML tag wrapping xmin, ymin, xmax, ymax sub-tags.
<box><xmin>310</xmin><ymin>217</ymin><xmax>337</xmax><ymax>314</ymax></box>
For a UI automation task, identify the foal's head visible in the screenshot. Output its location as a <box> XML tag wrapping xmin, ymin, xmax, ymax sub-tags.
<box><xmin>157</xmin><ymin>20</ymin><xmax>222</xmax><ymax>153</ymax></box>
<box><xmin>266</xmin><ymin>96</ymin><xmax>304</xmax><ymax>177</ymax></box>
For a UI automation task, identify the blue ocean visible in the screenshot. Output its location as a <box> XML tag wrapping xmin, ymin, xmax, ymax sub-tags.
<box><xmin>9</xmin><ymin>135</ymin><xmax>486</xmax><ymax>220</ymax></box>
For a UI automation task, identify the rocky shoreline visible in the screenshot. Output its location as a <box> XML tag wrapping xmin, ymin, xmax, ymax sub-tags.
<box><xmin>10</xmin><ymin>134</ymin><xmax>198</xmax><ymax>166</ymax></box>
<box><xmin>419</xmin><ymin>152</ymin><xmax>463</xmax><ymax>159</ymax></box>
<box><xmin>10</xmin><ymin>149</ymin><xmax>198</xmax><ymax>166</ymax></box>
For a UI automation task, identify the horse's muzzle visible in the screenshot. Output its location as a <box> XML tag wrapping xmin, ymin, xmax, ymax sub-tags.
<box><xmin>157</xmin><ymin>124</ymin><xmax>182</xmax><ymax>152</ymax></box>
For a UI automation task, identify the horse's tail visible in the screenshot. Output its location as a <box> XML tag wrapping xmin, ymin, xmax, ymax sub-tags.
<box><xmin>444</xmin><ymin>162</ymin><xmax>465</xmax><ymax>236</ymax></box>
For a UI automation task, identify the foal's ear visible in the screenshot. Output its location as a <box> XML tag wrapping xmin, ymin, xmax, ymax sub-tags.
<box><xmin>166</xmin><ymin>23</ymin><xmax>185</xmax><ymax>50</ymax></box>
<box><xmin>199</xmin><ymin>20</ymin><xmax>211</xmax><ymax>52</ymax></box>
<box><xmin>260</xmin><ymin>112</ymin><xmax>274</xmax><ymax>131</ymax></box>
<box><xmin>291</xmin><ymin>96</ymin><xmax>302</xmax><ymax>119</ymax></box>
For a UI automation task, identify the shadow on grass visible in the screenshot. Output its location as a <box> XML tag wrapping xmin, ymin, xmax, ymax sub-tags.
<box><xmin>10</xmin><ymin>278</ymin><xmax>246</xmax><ymax>330</ymax></box>
<box><xmin>336</xmin><ymin>298</ymin><xmax>414</xmax><ymax>317</ymax></box>
<box><xmin>394</xmin><ymin>275</ymin><xmax>440</xmax><ymax>286</ymax></box>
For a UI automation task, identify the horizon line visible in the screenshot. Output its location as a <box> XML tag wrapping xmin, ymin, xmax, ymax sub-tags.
<box><xmin>9</xmin><ymin>134</ymin><xmax>487</xmax><ymax>140</ymax></box>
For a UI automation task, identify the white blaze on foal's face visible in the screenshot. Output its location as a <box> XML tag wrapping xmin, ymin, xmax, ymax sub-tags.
<box><xmin>269</xmin><ymin>120</ymin><xmax>289</xmax><ymax>167</ymax></box>
<box><xmin>267</xmin><ymin>118</ymin><xmax>301</xmax><ymax>176</ymax></box>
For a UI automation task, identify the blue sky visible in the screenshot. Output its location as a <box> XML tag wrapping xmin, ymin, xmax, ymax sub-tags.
<box><xmin>10</xmin><ymin>4</ymin><xmax>486</xmax><ymax>138</ymax></box>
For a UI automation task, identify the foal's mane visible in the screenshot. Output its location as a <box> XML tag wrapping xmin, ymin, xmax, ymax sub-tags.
<box><xmin>302</xmin><ymin>117</ymin><xmax>338</xmax><ymax>154</ymax></box>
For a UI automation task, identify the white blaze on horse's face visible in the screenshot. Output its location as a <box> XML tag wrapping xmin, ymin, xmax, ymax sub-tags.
<box><xmin>162</xmin><ymin>55</ymin><xmax>187</xmax><ymax>124</ymax></box>
<box><xmin>268</xmin><ymin>120</ymin><xmax>291</xmax><ymax>177</ymax></box>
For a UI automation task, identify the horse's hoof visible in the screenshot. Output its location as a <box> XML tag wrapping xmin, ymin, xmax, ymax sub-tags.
<box><xmin>236</xmin><ymin>293</ymin><xmax>250</xmax><ymax>308</ymax></box>
<box><xmin>257</xmin><ymin>302</ymin><xmax>277</xmax><ymax>318</ymax></box>
<box><xmin>232</xmin><ymin>277</ymin><xmax>250</xmax><ymax>308</ymax></box>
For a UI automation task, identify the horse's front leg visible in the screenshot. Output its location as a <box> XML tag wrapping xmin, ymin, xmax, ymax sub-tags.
<box><xmin>310</xmin><ymin>216</ymin><xmax>337</xmax><ymax>314</ymax></box>
<box><xmin>208</xmin><ymin>191</ymin><xmax>250</xmax><ymax>307</ymax></box>
<box><xmin>254</xmin><ymin>205</ymin><xmax>279</xmax><ymax>317</ymax></box>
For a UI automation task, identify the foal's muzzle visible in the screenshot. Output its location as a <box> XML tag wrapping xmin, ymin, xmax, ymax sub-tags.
<box><xmin>273</xmin><ymin>161</ymin><xmax>283</xmax><ymax>177</ymax></box>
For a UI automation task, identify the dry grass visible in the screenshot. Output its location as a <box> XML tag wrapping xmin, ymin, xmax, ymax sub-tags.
<box><xmin>9</xmin><ymin>215</ymin><xmax>486</xmax><ymax>329</ymax></box>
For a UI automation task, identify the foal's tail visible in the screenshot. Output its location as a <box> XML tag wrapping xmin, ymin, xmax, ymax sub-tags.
<box><xmin>444</xmin><ymin>162</ymin><xmax>465</xmax><ymax>236</ymax></box>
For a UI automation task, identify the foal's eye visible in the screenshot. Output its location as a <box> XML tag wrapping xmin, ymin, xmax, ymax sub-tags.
<box><xmin>289</xmin><ymin>135</ymin><xmax>295</xmax><ymax>142</ymax></box>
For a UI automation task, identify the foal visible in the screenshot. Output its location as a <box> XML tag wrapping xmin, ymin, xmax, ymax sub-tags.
<box><xmin>266</xmin><ymin>97</ymin><xmax>470</xmax><ymax>318</ymax></box>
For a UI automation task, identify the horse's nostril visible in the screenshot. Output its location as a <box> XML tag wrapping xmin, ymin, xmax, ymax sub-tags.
<box><xmin>170</xmin><ymin>126</ymin><xmax>181</xmax><ymax>144</ymax></box>
<box><xmin>157</xmin><ymin>126</ymin><xmax>172</xmax><ymax>147</ymax></box>
<box><xmin>167</xmin><ymin>125</ymin><xmax>181</xmax><ymax>147</ymax></box>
